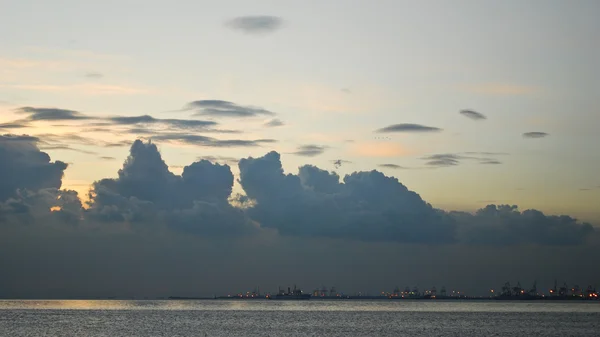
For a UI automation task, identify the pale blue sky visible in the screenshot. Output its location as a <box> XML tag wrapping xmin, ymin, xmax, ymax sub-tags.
<box><xmin>1</xmin><ymin>0</ymin><xmax>598</xmax><ymax>222</ymax></box>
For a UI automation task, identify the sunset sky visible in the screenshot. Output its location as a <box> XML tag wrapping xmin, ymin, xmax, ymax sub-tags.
<box><xmin>2</xmin><ymin>0</ymin><xmax>599</xmax><ymax>222</ymax></box>
<box><xmin>1</xmin><ymin>0</ymin><xmax>599</xmax><ymax>297</ymax></box>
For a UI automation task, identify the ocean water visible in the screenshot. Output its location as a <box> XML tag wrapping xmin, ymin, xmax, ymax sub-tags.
<box><xmin>1</xmin><ymin>300</ymin><xmax>599</xmax><ymax>336</ymax></box>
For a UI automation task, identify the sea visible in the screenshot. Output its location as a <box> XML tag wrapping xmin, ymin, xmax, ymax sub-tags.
<box><xmin>1</xmin><ymin>299</ymin><xmax>599</xmax><ymax>336</ymax></box>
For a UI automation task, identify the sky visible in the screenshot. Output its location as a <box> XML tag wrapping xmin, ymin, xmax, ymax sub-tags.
<box><xmin>1</xmin><ymin>0</ymin><xmax>599</xmax><ymax>298</ymax></box>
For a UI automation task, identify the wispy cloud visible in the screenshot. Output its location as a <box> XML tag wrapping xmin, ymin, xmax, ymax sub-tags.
<box><xmin>292</xmin><ymin>145</ymin><xmax>327</xmax><ymax>157</ymax></box>
<box><xmin>107</xmin><ymin>115</ymin><xmax>217</xmax><ymax>130</ymax></box>
<box><xmin>15</xmin><ymin>107</ymin><xmax>91</xmax><ymax>121</ymax></box>
<box><xmin>0</xmin><ymin>121</ymin><xmax>29</xmax><ymax>129</ymax></box>
<box><xmin>376</xmin><ymin>123</ymin><xmax>442</xmax><ymax>133</ymax></box>
<box><xmin>331</xmin><ymin>159</ymin><xmax>352</xmax><ymax>169</ymax></box>
<box><xmin>264</xmin><ymin>119</ymin><xmax>284</xmax><ymax>127</ymax></box>
<box><xmin>151</xmin><ymin>133</ymin><xmax>277</xmax><ymax>148</ymax></box>
<box><xmin>184</xmin><ymin>100</ymin><xmax>275</xmax><ymax>118</ymax></box>
<box><xmin>99</xmin><ymin>156</ymin><xmax>116</xmax><ymax>161</ymax></box>
<box><xmin>85</xmin><ymin>72</ymin><xmax>104</xmax><ymax>79</ymax></box>
<box><xmin>38</xmin><ymin>144</ymin><xmax>98</xmax><ymax>155</ymax></box>
<box><xmin>523</xmin><ymin>132</ymin><xmax>549</xmax><ymax>138</ymax></box>
<box><xmin>226</xmin><ymin>16</ymin><xmax>283</xmax><ymax>34</ymax></box>
<box><xmin>378</xmin><ymin>164</ymin><xmax>408</xmax><ymax>169</ymax></box>
<box><xmin>459</xmin><ymin>109</ymin><xmax>487</xmax><ymax>120</ymax></box>
<box><xmin>421</xmin><ymin>153</ymin><xmax>504</xmax><ymax>167</ymax></box>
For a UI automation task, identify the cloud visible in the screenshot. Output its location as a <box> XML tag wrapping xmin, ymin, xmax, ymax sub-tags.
<box><xmin>38</xmin><ymin>145</ymin><xmax>98</xmax><ymax>155</ymax></box>
<box><xmin>480</xmin><ymin>160</ymin><xmax>502</xmax><ymax>165</ymax></box>
<box><xmin>292</xmin><ymin>145</ymin><xmax>327</xmax><ymax>157</ymax></box>
<box><xmin>151</xmin><ymin>133</ymin><xmax>277</xmax><ymax>148</ymax></box>
<box><xmin>0</xmin><ymin>121</ymin><xmax>29</xmax><ymax>129</ymax></box>
<box><xmin>0</xmin><ymin>134</ymin><xmax>68</xmax><ymax>201</ymax></box>
<box><xmin>264</xmin><ymin>119</ymin><xmax>284</xmax><ymax>127</ymax></box>
<box><xmin>376</xmin><ymin>124</ymin><xmax>442</xmax><ymax>133</ymax></box>
<box><xmin>341</xmin><ymin>88</ymin><xmax>351</xmax><ymax>94</ymax></box>
<box><xmin>331</xmin><ymin>159</ymin><xmax>352</xmax><ymax>169</ymax></box>
<box><xmin>15</xmin><ymin>107</ymin><xmax>91</xmax><ymax>121</ymax></box>
<box><xmin>422</xmin><ymin>153</ymin><xmax>503</xmax><ymax>167</ymax></box>
<box><xmin>459</xmin><ymin>109</ymin><xmax>487</xmax><ymax>120</ymax></box>
<box><xmin>422</xmin><ymin>154</ymin><xmax>462</xmax><ymax>167</ymax></box>
<box><xmin>99</xmin><ymin>156</ymin><xmax>116</xmax><ymax>161</ymax></box>
<box><xmin>378</xmin><ymin>164</ymin><xmax>408</xmax><ymax>169</ymax></box>
<box><xmin>107</xmin><ymin>115</ymin><xmax>217</xmax><ymax>130</ymax></box>
<box><xmin>238</xmin><ymin>152</ymin><xmax>456</xmax><ymax>243</ymax></box>
<box><xmin>185</xmin><ymin>100</ymin><xmax>275</xmax><ymax>118</ymax></box>
<box><xmin>88</xmin><ymin>140</ymin><xmax>257</xmax><ymax>236</ymax></box>
<box><xmin>523</xmin><ymin>132</ymin><xmax>549</xmax><ymax>138</ymax></box>
<box><xmin>453</xmin><ymin>205</ymin><xmax>594</xmax><ymax>245</ymax></box>
<box><xmin>85</xmin><ymin>72</ymin><xmax>103</xmax><ymax>79</ymax></box>
<box><xmin>226</xmin><ymin>16</ymin><xmax>283</xmax><ymax>34</ymax></box>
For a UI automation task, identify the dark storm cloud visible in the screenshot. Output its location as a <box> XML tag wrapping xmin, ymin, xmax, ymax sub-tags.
<box><xmin>459</xmin><ymin>109</ymin><xmax>487</xmax><ymax>120</ymax></box>
<box><xmin>226</xmin><ymin>15</ymin><xmax>283</xmax><ymax>34</ymax></box>
<box><xmin>15</xmin><ymin>107</ymin><xmax>91</xmax><ymax>121</ymax></box>
<box><xmin>185</xmin><ymin>100</ymin><xmax>275</xmax><ymax>118</ymax></box>
<box><xmin>0</xmin><ymin>137</ymin><xmax>598</xmax><ymax>299</ymax></box>
<box><xmin>378</xmin><ymin>164</ymin><xmax>408</xmax><ymax>169</ymax></box>
<box><xmin>84</xmin><ymin>72</ymin><xmax>103</xmax><ymax>79</ymax></box>
<box><xmin>453</xmin><ymin>205</ymin><xmax>594</xmax><ymax>246</ymax></box>
<box><xmin>88</xmin><ymin>140</ymin><xmax>256</xmax><ymax>236</ymax></box>
<box><xmin>238</xmin><ymin>151</ymin><xmax>456</xmax><ymax>244</ymax></box>
<box><xmin>151</xmin><ymin>133</ymin><xmax>276</xmax><ymax>148</ymax></box>
<box><xmin>0</xmin><ymin>134</ymin><xmax>68</xmax><ymax>201</ymax></box>
<box><xmin>264</xmin><ymin>119</ymin><xmax>284</xmax><ymax>127</ymax></box>
<box><xmin>292</xmin><ymin>145</ymin><xmax>327</xmax><ymax>157</ymax></box>
<box><xmin>376</xmin><ymin>123</ymin><xmax>442</xmax><ymax>133</ymax></box>
<box><xmin>523</xmin><ymin>132</ymin><xmax>549</xmax><ymax>138</ymax></box>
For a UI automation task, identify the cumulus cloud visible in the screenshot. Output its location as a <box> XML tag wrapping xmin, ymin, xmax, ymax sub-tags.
<box><xmin>453</xmin><ymin>205</ymin><xmax>594</xmax><ymax>245</ymax></box>
<box><xmin>376</xmin><ymin>123</ymin><xmax>442</xmax><ymax>133</ymax></box>
<box><xmin>292</xmin><ymin>145</ymin><xmax>327</xmax><ymax>157</ymax></box>
<box><xmin>459</xmin><ymin>109</ymin><xmax>487</xmax><ymax>120</ymax></box>
<box><xmin>1</xmin><ymin>137</ymin><xmax>597</xmax><ymax>299</ymax></box>
<box><xmin>15</xmin><ymin>107</ymin><xmax>91</xmax><ymax>121</ymax></box>
<box><xmin>523</xmin><ymin>132</ymin><xmax>549</xmax><ymax>138</ymax></box>
<box><xmin>87</xmin><ymin>140</ymin><xmax>256</xmax><ymax>236</ymax></box>
<box><xmin>239</xmin><ymin>151</ymin><xmax>456</xmax><ymax>243</ymax></box>
<box><xmin>226</xmin><ymin>16</ymin><xmax>283</xmax><ymax>34</ymax></box>
<box><xmin>185</xmin><ymin>100</ymin><xmax>275</xmax><ymax>118</ymax></box>
<box><xmin>0</xmin><ymin>134</ymin><xmax>68</xmax><ymax>201</ymax></box>
<box><xmin>264</xmin><ymin>119</ymin><xmax>284</xmax><ymax>127</ymax></box>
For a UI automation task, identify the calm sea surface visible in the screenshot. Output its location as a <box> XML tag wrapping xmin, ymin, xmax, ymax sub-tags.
<box><xmin>1</xmin><ymin>299</ymin><xmax>599</xmax><ymax>336</ymax></box>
